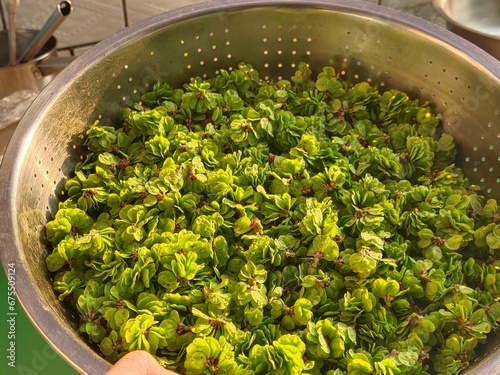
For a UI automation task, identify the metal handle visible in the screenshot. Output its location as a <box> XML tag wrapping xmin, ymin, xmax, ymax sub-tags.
<box><xmin>17</xmin><ymin>1</ymin><xmax>72</xmax><ymax>64</ymax></box>
<box><xmin>37</xmin><ymin>55</ymin><xmax>74</xmax><ymax>76</ymax></box>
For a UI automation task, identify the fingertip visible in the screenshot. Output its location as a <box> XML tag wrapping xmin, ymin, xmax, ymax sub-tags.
<box><xmin>106</xmin><ymin>350</ymin><xmax>178</xmax><ymax>375</ymax></box>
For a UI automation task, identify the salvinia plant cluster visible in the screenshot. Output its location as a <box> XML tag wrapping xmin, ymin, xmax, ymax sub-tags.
<box><xmin>45</xmin><ymin>62</ymin><xmax>500</xmax><ymax>375</ymax></box>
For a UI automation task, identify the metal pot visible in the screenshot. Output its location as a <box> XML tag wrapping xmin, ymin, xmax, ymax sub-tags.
<box><xmin>432</xmin><ymin>0</ymin><xmax>500</xmax><ymax>60</ymax></box>
<box><xmin>0</xmin><ymin>29</ymin><xmax>60</xmax><ymax>98</ymax></box>
<box><xmin>0</xmin><ymin>1</ymin><xmax>499</xmax><ymax>374</ymax></box>
<box><xmin>0</xmin><ymin>29</ymin><xmax>71</xmax><ymax>166</ymax></box>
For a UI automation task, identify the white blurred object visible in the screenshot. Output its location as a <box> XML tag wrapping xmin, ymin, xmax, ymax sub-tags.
<box><xmin>0</xmin><ymin>89</ymin><xmax>37</xmax><ymax>165</ymax></box>
<box><xmin>0</xmin><ymin>89</ymin><xmax>38</xmax><ymax>130</ymax></box>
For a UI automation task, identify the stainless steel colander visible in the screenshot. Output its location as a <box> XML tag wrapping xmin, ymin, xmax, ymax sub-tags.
<box><xmin>1</xmin><ymin>1</ymin><xmax>499</xmax><ymax>374</ymax></box>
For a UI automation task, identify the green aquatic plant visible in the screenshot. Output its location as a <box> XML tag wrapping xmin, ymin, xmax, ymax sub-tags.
<box><xmin>45</xmin><ymin>62</ymin><xmax>500</xmax><ymax>374</ymax></box>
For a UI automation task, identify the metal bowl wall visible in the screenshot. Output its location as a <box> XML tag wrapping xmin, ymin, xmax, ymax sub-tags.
<box><xmin>0</xmin><ymin>1</ymin><xmax>499</xmax><ymax>374</ymax></box>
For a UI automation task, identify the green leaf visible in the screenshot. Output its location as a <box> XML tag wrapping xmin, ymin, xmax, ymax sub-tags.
<box><xmin>445</xmin><ymin>235</ymin><xmax>462</xmax><ymax>251</ymax></box>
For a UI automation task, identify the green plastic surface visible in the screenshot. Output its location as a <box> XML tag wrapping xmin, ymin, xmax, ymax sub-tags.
<box><xmin>0</xmin><ymin>269</ymin><xmax>78</xmax><ymax>375</ymax></box>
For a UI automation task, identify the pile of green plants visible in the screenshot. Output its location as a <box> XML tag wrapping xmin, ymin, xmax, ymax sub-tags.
<box><xmin>45</xmin><ymin>62</ymin><xmax>500</xmax><ymax>374</ymax></box>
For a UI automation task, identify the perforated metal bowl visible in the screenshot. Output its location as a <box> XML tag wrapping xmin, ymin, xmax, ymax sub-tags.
<box><xmin>1</xmin><ymin>0</ymin><xmax>499</xmax><ymax>374</ymax></box>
